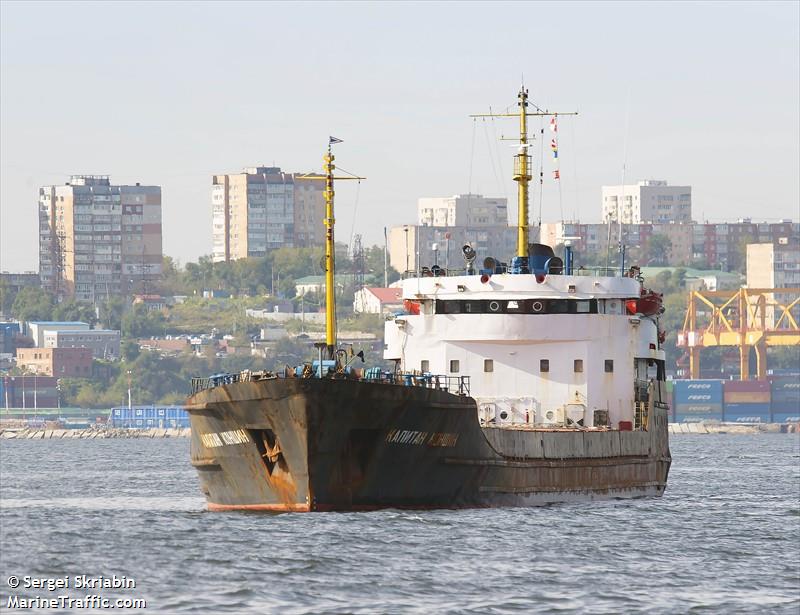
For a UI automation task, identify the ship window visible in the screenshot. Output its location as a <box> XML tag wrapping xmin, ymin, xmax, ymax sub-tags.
<box><xmin>463</xmin><ymin>301</ymin><xmax>482</xmax><ymax>313</ymax></box>
<box><xmin>421</xmin><ymin>360</ymin><xmax>430</xmax><ymax>372</ymax></box>
<box><xmin>540</xmin><ymin>359</ymin><xmax>550</xmax><ymax>373</ymax></box>
<box><xmin>484</xmin><ymin>359</ymin><xmax>493</xmax><ymax>373</ymax></box>
<box><xmin>574</xmin><ymin>359</ymin><xmax>583</xmax><ymax>373</ymax></box>
<box><xmin>576</xmin><ymin>301</ymin><xmax>590</xmax><ymax>313</ymax></box>
<box><xmin>449</xmin><ymin>360</ymin><xmax>460</xmax><ymax>373</ymax></box>
<box><xmin>605</xmin><ymin>359</ymin><xmax>614</xmax><ymax>373</ymax></box>
<box><xmin>549</xmin><ymin>300</ymin><xmax>569</xmax><ymax>314</ymax></box>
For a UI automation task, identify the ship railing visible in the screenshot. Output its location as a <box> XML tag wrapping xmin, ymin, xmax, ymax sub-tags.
<box><xmin>362</xmin><ymin>371</ymin><xmax>471</xmax><ymax>396</ymax></box>
<box><xmin>402</xmin><ymin>265</ymin><xmax>630</xmax><ymax>280</ymax></box>
<box><xmin>191</xmin><ymin>370</ymin><xmax>473</xmax><ymax>397</ymax></box>
<box><xmin>399</xmin><ymin>373</ymin><xmax>471</xmax><ymax>396</ymax></box>
<box><xmin>402</xmin><ymin>268</ymin><xmax>467</xmax><ymax>279</ymax></box>
<box><xmin>191</xmin><ymin>373</ymin><xmax>243</xmax><ymax>395</ymax></box>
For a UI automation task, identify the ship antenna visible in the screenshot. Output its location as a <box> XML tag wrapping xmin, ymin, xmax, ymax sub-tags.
<box><xmin>314</xmin><ymin>137</ymin><xmax>365</xmax><ymax>362</ymax></box>
<box><xmin>470</xmin><ymin>87</ymin><xmax>577</xmax><ymax>263</ymax></box>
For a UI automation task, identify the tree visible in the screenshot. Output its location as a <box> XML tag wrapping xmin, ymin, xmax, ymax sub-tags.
<box><xmin>121</xmin><ymin>340</ymin><xmax>141</xmax><ymax>362</ymax></box>
<box><xmin>644</xmin><ymin>234</ymin><xmax>673</xmax><ymax>266</ymax></box>
<box><xmin>99</xmin><ymin>296</ymin><xmax>126</xmax><ymax>330</ymax></box>
<box><xmin>53</xmin><ymin>300</ymin><xmax>98</xmax><ymax>326</ymax></box>
<box><xmin>122</xmin><ymin>304</ymin><xmax>166</xmax><ymax>338</ymax></box>
<box><xmin>10</xmin><ymin>287</ymin><xmax>54</xmax><ymax>322</ymax></box>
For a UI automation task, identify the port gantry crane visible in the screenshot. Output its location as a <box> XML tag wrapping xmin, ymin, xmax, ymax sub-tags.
<box><xmin>678</xmin><ymin>287</ymin><xmax>800</xmax><ymax>380</ymax></box>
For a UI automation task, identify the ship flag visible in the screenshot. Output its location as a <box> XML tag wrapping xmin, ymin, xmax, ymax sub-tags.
<box><xmin>550</xmin><ymin>138</ymin><xmax>558</xmax><ymax>159</ymax></box>
<box><xmin>329</xmin><ymin>136</ymin><xmax>343</xmax><ymax>144</ymax></box>
<box><xmin>549</xmin><ymin>117</ymin><xmax>558</xmax><ymax>132</ymax></box>
<box><xmin>553</xmin><ymin>169</ymin><xmax>560</xmax><ymax>180</ymax></box>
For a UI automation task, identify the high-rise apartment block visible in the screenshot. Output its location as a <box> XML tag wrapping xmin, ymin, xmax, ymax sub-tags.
<box><xmin>540</xmin><ymin>219</ymin><xmax>797</xmax><ymax>269</ymax></box>
<box><xmin>387</xmin><ymin>225</ymin><xmax>528</xmax><ymax>274</ymax></box>
<box><xmin>39</xmin><ymin>176</ymin><xmax>162</xmax><ymax>302</ymax></box>
<box><xmin>747</xmin><ymin>239</ymin><xmax>800</xmax><ymax>290</ymax></box>
<box><xmin>746</xmin><ymin>238</ymin><xmax>800</xmax><ymax>327</ymax></box>
<box><xmin>418</xmin><ymin>194</ymin><xmax>507</xmax><ymax>227</ymax></box>
<box><xmin>212</xmin><ymin>166</ymin><xmax>325</xmax><ymax>262</ymax></box>
<box><xmin>602</xmin><ymin>180</ymin><xmax>691</xmax><ymax>224</ymax></box>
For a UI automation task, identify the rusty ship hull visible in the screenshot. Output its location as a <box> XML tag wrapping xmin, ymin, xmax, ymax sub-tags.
<box><xmin>187</xmin><ymin>378</ymin><xmax>671</xmax><ymax>512</ymax></box>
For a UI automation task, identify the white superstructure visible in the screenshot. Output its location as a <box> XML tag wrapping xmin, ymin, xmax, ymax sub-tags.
<box><xmin>384</xmin><ymin>270</ymin><xmax>664</xmax><ymax>429</ymax></box>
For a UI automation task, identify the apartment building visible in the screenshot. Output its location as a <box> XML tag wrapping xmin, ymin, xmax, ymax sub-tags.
<box><xmin>387</xmin><ymin>225</ymin><xmax>526</xmax><ymax>274</ymax></box>
<box><xmin>212</xmin><ymin>167</ymin><xmax>326</xmax><ymax>262</ymax></box>
<box><xmin>602</xmin><ymin>180</ymin><xmax>691</xmax><ymax>224</ymax></box>
<box><xmin>746</xmin><ymin>238</ymin><xmax>800</xmax><ymax>328</ymax></box>
<box><xmin>39</xmin><ymin>176</ymin><xmax>162</xmax><ymax>302</ymax></box>
<box><xmin>541</xmin><ymin>220</ymin><xmax>798</xmax><ymax>269</ymax></box>
<box><xmin>418</xmin><ymin>194</ymin><xmax>508</xmax><ymax>227</ymax></box>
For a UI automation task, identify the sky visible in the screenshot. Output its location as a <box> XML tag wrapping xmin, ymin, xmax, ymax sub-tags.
<box><xmin>1</xmin><ymin>1</ymin><xmax>798</xmax><ymax>272</ymax></box>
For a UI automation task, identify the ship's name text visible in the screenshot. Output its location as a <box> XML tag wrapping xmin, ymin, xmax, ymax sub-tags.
<box><xmin>200</xmin><ymin>429</ymin><xmax>251</xmax><ymax>448</ymax></box>
<box><xmin>385</xmin><ymin>429</ymin><xmax>459</xmax><ymax>447</ymax></box>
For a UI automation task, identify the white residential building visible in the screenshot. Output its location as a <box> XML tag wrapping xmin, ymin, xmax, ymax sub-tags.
<box><xmin>602</xmin><ymin>180</ymin><xmax>691</xmax><ymax>225</ymax></box>
<box><xmin>418</xmin><ymin>195</ymin><xmax>508</xmax><ymax>227</ymax></box>
<box><xmin>353</xmin><ymin>287</ymin><xmax>403</xmax><ymax>314</ymax></box>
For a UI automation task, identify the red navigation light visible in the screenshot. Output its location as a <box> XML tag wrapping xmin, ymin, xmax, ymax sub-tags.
<box><xmin>535</xmin><ymin>274</ymin><xmax>546</xmax><ymax>284</ymax></box>
<box><xmin>480</xmin><ymin>274</ymin><xmax>490</xmax><ymax>284</ymax></box>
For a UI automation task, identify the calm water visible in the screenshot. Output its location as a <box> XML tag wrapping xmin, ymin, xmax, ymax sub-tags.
<box><xmin>1</xmin><ymin>435</ymin><xmax>798</xmax><ymax>614</ymax></box>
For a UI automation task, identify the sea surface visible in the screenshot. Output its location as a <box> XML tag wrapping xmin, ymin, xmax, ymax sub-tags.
<box><xmin>1</xmin><ymin>434</ymin><xmax>798</xmax><ymax>614</ymax></box>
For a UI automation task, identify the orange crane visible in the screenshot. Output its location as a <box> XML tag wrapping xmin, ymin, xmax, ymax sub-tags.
<box><xmin>678</xmin><ymin>287</ymin><xmax>800</xmax><ymax>380</ymax></box>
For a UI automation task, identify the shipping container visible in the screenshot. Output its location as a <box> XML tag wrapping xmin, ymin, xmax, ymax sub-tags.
<box><xmin>108</xmin><ymin>405</ymin><xmax>188</xmax><ymax>429</ymax></box>
<box><xmin>674</xmin><ymin>380</ymin><xmax>723</xmax><ymax>405</ymax></box>
<box><xmin>723</xmin><ymin>402</ymin><xmax>771</xmax><ymax>423</ymax></box>
<box><xmin>723</xmin><ymin>380</ymin><xmax>771</xmax><ymax>404</ymax></box>
<box><xmin>673</xmin><ymin>402</ymin><xmax>723</xmax><ymax>423</ymax></box>
<box><xmin>771</xmin><ymin>399</ymin><xmax>800</xmax><ymax>424</ymax></box>
<box><xmin>771</xmin><ymin>412</ymin><xmax>800</xmax><ymax>424</ymax></box>
<box><xmin>770</xmin><ymin>377</ymin><xmax>800</xmax><ymax>403</ymax></box>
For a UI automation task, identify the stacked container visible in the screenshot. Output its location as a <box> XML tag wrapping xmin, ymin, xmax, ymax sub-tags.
<box><xmin>770</xmin><ymin>377</ymin><xmax>800</xmax><ymax>424</ymax></box>
<box><xmin>673</xmin><ymin>380</ymin><xmax>723</xmax><ymax>422</ymax></box>
<box><xmin>723</xmin><ymin>380</ymin><xmax>771</xmax><ymax>423</ymax></box>
<box><xmin>109</xmin><ymin>406</ymin><xmax>189</xmax><ymax>429</ymax></box>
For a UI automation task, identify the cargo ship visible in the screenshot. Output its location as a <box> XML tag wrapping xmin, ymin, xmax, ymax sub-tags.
<box><xmin>186</xmin><ymin>87</ymin><xmax>672</xmax><ymax>512</ymax></box>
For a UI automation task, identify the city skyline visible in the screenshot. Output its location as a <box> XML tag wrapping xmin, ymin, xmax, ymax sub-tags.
<box><xmin>2</xmin><ymin>1</ymin><xmax>798</xmax><ymax>272</ymax></box>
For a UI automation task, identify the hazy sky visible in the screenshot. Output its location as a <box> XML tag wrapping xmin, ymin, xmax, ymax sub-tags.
<box><xmin>1</xmin><ymin>1</ymin><xmax>798</xmax><ymax>272</ymax></box>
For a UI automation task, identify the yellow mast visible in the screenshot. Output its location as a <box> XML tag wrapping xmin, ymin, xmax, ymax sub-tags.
<box><xmin>515</xmin><ymin>87</ymin><xmax>532</xmax><ymax>257</ymax></box>
<box><xmin>323</xmin><ymin>144</ymin><xmax>336</xmax><ymax>353</ymax></box>
<box><xmin>294</xmin><ymin>138</ymin><xmax>364</xmax><ymax>360</ymax></box>
<box><xmin>470</xmin><ymin>87</ymin><xmax>577</xmax><ymax>261</ymax></box>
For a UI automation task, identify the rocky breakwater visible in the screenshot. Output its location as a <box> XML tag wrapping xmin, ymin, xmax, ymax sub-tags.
<box><xmin>0</xmin><ymin>427</ymin><xmax>191</xmax><ymax>440</ymax></box>
<box><xmin>669</xmin><ymin>422</ymin><xmax>799</xmax><ymax>435</ymax></box>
